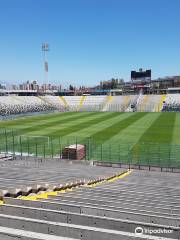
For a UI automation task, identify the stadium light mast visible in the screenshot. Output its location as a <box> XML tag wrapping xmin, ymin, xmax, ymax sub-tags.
<box><xmin>42</xmin><ymin>43</ymin><xmax>49</xmax><ymax>92</ymax></box>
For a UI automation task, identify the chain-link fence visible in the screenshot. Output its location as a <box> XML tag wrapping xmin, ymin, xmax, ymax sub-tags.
<box><xmin>0</xmin><ymin>129</ymin><xmax>180</xmax><ymax>167</ymax></box>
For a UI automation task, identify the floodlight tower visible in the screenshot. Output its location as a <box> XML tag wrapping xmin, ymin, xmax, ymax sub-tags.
<box><xmin>42</xmin><ymin>43</ymin><xmax>49</xmax><ymax>91</ymax></box>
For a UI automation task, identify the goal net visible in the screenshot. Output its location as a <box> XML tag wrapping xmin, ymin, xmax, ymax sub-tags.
<box><xmin>18</xmin><ymin>135</ymin><xmax>50</xmax><ymax>148</ymax></box>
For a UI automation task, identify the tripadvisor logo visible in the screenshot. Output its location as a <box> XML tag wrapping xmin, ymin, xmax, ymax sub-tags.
<box><xmin>135</xmin><ymin>227</ymin><xmax>143</xmax><ymax>235</ymax></box>
<box><xmin>135</xmin><ymin>226</ymin><xmax>173</xmax><ymax>235</ymax></box>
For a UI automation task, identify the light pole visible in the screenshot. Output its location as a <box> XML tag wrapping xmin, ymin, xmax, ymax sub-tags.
<box><xmin>42</xmin><ymin>43</ymin><xmax>49</xmax><ymax>92</ymax></box>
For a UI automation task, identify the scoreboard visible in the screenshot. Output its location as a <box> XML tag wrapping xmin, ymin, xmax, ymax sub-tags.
<box><xmin>131</xmin><ymin>69</ymin><xmax>151</xmax><ymax>83</ymax></box>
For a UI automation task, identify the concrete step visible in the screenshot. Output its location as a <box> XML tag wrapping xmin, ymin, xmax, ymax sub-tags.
<box><xmin>0</xmin><ymin>226</ymin><xmax>78</xmax><ymax>240</ymax></box>
<box><xmin>44</xmin><ymin>194</ymin><xmax>180</xmax><ymax>209</ymax></box>
<box><xmin>1</xmin><ymin>203</ymin><xmax>180</xmax><ymax>228</ymax></box>
<box><xmin>73</xmin><ymin>185</ymin><xmax>180</xmax><ymax>197</ymax></box>
<box><xmin>56</xmin><ymin>190</ymin><xmax>180</xmax><ymax>202</ymax></box>
<box><xmin>0</xmin><ymin>214</ymin><xmax>178</xmax><ymax>240</ymax></box>
<box><xmin>5</xmin><ymin>197</ymin><xmax>180</xmax><ymax>216</ymax></box>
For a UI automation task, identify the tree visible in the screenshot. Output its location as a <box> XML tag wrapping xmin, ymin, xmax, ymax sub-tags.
<box><xmin>69</xmin><ymin>85</ymin><xmax>74</xmax><ymax>91</ymax></box>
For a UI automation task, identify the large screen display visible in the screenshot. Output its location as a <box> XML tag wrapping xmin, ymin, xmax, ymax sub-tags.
<box><xmin>131</xmin><ymin>69</ymin><xmax>151</xmax><ymax>83</ymax></box>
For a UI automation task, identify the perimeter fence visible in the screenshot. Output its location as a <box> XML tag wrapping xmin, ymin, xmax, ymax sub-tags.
<box><xmin>0</xmin><ymin>129</ymin><xmax>180</xmax><ymax>168</ymax></box>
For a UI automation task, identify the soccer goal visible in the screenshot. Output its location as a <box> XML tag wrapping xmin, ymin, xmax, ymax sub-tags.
<box><xmin>18</xmin><ymin>135</ymin><xmax>50</xmax><ymax>148</ymax></box>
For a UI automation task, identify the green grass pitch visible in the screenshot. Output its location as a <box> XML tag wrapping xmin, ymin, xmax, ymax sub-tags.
<box><xmin>0</xmin><ymin>111</ymin><xmax>180</xmax><ymax>166</ymax></box>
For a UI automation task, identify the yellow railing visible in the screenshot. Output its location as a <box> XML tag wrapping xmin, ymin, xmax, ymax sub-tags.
<box><xmin>79</xmin><ymin>95</ymin><xmax>86</xmax><ymax>110</ymax></box>
<box><xmin>158</xmin><ymin>95</ymin><xmax>166</xmax><ymax>112</ymax></box>
<box><xmin>59</xmin><ymin>96</ymin><xmax>68</xmax><ymax>108</ymax></box>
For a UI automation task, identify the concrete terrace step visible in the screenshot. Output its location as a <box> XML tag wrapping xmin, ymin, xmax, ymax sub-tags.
<box><xmin>0</xmin><ymin>226</ymin><xmax>176</xmax><ymax>240</ymax></box>
<box><xmin>97</xmin><ymin>185</ymin><xmax>180</xmax><ymax>195</ymax></box>
<box><xmin>0</xmin><ymin>226</ymin><xmax>78</xmax><ymax>240</ymax></box>
<box><xmin>52</xmin><ymin>197</ymin><xmax>180</xmax><ymax>214</ymax></box>
<box><xmin>4</xmin><ymin>197</ymin><xmax>180</xmax><ymax>217</ymax></box>
<box><xmin>0</xmin><ymin>214</ymin><xmax>178</xmax><ymax>239</ymax></box>
<box><xmin>43</xmin><ymin>194</ymin><xmax>180</xmax><ymax>209</ymax></box>
<box><xmin>0</xmin><ymin>203</ymin><xmax>180</xmax><ymax>229</ymax></box>
<box><xmin>52</xmin><ymin>188</ymin><xmax>180</xmax><ymax>201</ymax></box>
<box><xmin>5</xmin><ymin>197</ymin><xmax>180</xmax><ymax>216</ymax></box>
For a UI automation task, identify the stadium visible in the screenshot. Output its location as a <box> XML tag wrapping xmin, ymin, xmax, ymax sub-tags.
<box><xmin>0</xmin><ymin>77</ymin><xmax>180</xmax><ymax>239</ymax></box>
<box><xmin>0</xmin><ymin>1</ymin><xmax>180</xmax><ymax>239</ymax></box>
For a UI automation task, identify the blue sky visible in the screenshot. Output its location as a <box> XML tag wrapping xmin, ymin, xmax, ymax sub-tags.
<box><xmin>0</xmin><ymin>0</ymin><xmax>180</xmax><ymax>87</ymax></box>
